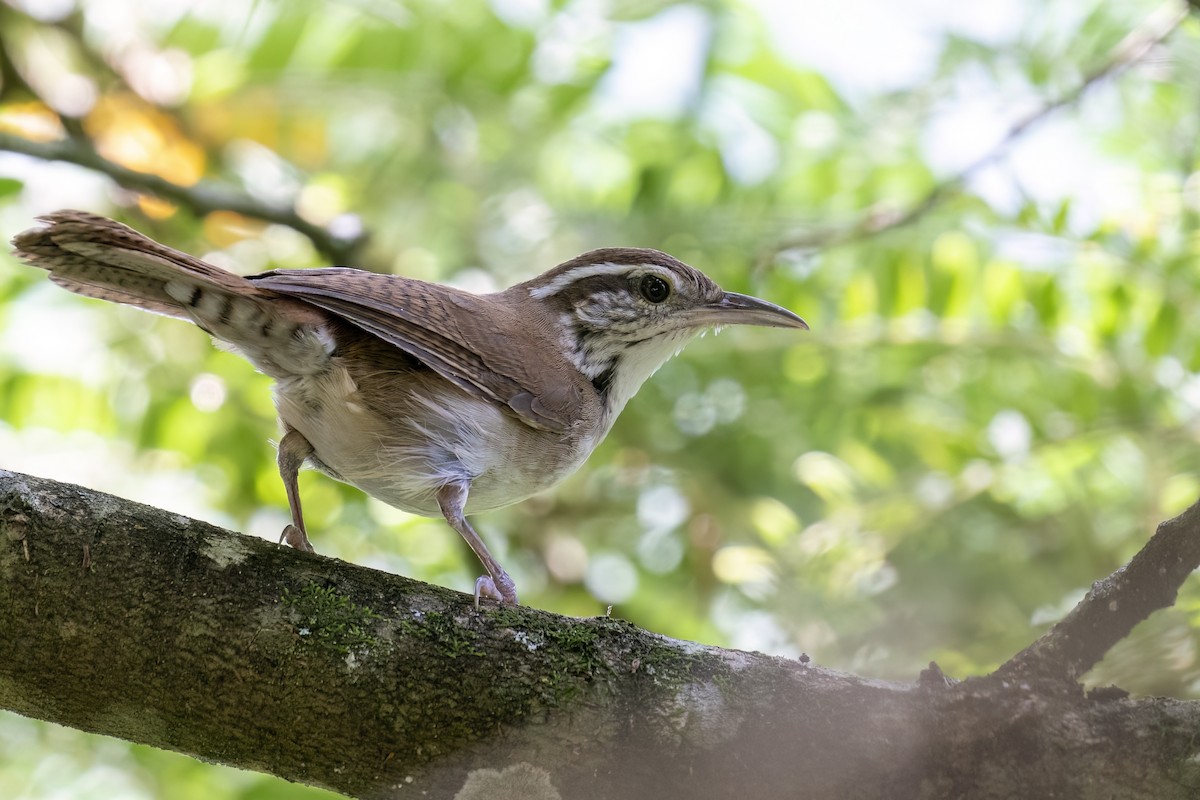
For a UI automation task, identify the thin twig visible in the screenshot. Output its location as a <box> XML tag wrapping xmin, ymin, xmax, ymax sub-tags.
<box><xmin>767</xmin><ymin>1</ymin><xmax>1190</xmax><ymax>260</ymax></box>
<box><xmin>0</xmin><ymin>131</ymin><xmax>368</xmax><ymax>264</ymax></box>
<box><xmin>995</xmin><ymin>497</ymin><xmax>1200</xmax><ymax>682</ymax></box>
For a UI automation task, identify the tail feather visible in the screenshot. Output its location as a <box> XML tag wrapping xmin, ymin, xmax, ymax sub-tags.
<box><xmin>11</xmin><ymin>210</ymin><xmax>335</xmax><ymax>378</ymax></box>
<box><xmin>13</xmin><ymin>210</ymin><xmax>255</xmax><ymax>318</ymax></box>
<box><xmin>47</xmin><ymin>272</ymin><xmax>184</xmax><ymax>317</ymax></box>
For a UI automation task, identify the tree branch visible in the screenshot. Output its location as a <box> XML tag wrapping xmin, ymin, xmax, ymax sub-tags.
<box><xmin>0</xmin><ymin>131</ymin><xmax>368</xmax><ymax>264</ymax></box>
<box><xmin>997</xmin><ymin>498</ymin><xmax>1200</xmax><ymax>681</ymax></box>
<box><xmin>767</xmin><ymin>1</ymin><xmax>1189</xmax><ymax>258</ymax></box>
<box><xmin>4</xmin><ymin>469</ymin><xmax>1200</xmax><ymax>798</ymax></box>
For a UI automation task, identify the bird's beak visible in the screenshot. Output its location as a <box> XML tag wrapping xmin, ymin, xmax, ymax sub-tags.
<box><xmin>691</xmin><ymin>292</ymin><xmax>809</xmax><ymax>330</ymax></box>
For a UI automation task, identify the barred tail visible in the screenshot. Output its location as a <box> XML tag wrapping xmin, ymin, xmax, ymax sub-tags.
<box><xmin>12</xmin><ymin>210</ymin><xmax>333</xmax><ymax>378</ymax></box>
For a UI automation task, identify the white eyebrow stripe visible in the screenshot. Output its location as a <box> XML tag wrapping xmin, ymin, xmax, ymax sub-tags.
<box><xmin>528</xmin><ymin>263</ymin><xmax>624</xmax><ymax>299</ymax></box>
<box><xmin>528</xmin><ymin>262</ymin><xmax>674</xmax><ymax>299</ymax></box>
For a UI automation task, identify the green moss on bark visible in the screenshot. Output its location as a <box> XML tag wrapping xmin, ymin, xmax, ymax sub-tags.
<box><xmin>281</xmin><ymin>582</ymin><xmax>383</xmax><ymax>657</ymax></box>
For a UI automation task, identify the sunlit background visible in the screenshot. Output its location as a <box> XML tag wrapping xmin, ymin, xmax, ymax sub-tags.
<box><xmin>2</xmin><ymin>0</ymin><xmax>1199</xmax><ymax>796</ymax></box>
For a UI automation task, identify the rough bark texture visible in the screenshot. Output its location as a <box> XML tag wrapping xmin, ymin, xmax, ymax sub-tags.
<box><xmin>999</xmin><ymin>502</ymin><xmax>1200</xmax><ymax>682</ymax></box>
<box><xmin>2</xmin><ymin>468</ymin><xmax>1200</xmax><ymax>800</ymax></box>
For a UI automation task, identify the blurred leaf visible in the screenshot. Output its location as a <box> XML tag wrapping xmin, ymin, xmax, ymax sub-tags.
<box><xmin>1145</xmin><ymin>299</ymin><xmax>1178</xmax><ymax>357</ymax></box>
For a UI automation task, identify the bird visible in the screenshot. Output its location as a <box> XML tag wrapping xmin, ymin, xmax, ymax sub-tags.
<box><xmin>12</xmin><ymin>210</ymin><xmax>807</xmax><ymax>606</ymax></box>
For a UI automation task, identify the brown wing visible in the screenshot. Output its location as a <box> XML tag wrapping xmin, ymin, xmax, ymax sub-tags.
<box><xmin>250</xmin><ymin>268</ymin><xmax>583</xmax><ymax>433</ymax></box>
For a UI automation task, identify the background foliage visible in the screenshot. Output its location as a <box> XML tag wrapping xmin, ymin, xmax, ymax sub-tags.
<box><xmin>1</xmin><ymin>0</ymin><xmax>1199</xmax><ymax>796</ymax></box>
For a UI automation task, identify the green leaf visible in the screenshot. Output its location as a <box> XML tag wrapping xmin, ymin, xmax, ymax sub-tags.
<box><xmin>1145</xmin><ymin>300</ymin><xmax>1178</xmax><ymax>357</ymax></box>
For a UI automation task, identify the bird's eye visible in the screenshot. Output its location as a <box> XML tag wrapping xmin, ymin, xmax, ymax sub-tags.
<box><xmin>639</xmin><ymin>275</ymin><xmax>671</xmax><ymax>304</ymax></box>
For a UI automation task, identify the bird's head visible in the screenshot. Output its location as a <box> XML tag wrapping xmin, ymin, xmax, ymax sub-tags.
<box><xmin>517</xmin><ymin>247</ymin><xmax>808</xmax><ymax>420</ymax></box>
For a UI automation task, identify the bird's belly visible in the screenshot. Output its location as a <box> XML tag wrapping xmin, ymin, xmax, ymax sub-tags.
<box><xmin>274</xmin><ymin>367</ymin><xmax>594</xmax><ymax>518</ymax></box>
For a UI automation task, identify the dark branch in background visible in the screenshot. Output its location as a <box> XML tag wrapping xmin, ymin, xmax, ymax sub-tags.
<box><xmin>997</xmin><ymin>498</ymin><xmax>1200</xmax><ymax>682</ymax></box>
<box><xmin>0</xmin><ymin>132</ymin><xmax>368</xmax><ymax>264</ymax></box>
<box><xmin>0</xmin><ymin>3</ymin><xmax>368</xmax><ymax>264</ymax></box>
<box><xmin>767</xmin><ymin>2</ymin><xmax>1190</xmax><ymax>260</ymax></box>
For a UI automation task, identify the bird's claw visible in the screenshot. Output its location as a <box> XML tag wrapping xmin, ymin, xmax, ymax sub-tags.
<box><xmin>474</xmin><ymin>574</ymin><xmax>518</xmax><ymax>610</ymax></box>
<box><xmin>280</xmin><ymin>523</ymin><xmax>315</xmax><ymax>553</ymax></box>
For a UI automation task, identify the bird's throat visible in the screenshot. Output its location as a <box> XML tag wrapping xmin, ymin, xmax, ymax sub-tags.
<box><xmin>573</xmin><ymin>327</ymin><xmax>700</xmax><ymax>422</ymax></box>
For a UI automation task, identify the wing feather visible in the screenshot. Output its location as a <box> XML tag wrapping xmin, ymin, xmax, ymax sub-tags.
<box><xmin>251</xmin><ymin>268</ymin><xmax>580</xmax><ymax>433</ymax></box>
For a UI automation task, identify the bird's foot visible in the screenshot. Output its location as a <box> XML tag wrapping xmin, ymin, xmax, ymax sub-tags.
<box><xmin>474</xmin><ymin>574</ymin><xmax>518</xmax><ymax>609</ymax></box>
<box><xmin>279</xmin><ymin>523</ymin><xmax>316</xmax><ymax>553</ymax></box>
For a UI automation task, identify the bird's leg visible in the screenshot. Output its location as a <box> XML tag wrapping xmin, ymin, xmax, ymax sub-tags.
<box><xmin>277</xmin><ymin>427</ymin><xmax>316</xmax><ymax>553</ymax></box>
<box><xmin>436</xmin><ymin>482</ymin><xmax>518</xmax><ymax>608</ymax></box>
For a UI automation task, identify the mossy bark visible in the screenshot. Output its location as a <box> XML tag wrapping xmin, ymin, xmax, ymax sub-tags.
<box><xmin>2</xmin><ymin>469</ymin><xmax>1199</xmax><ymax>799</ymax></box>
